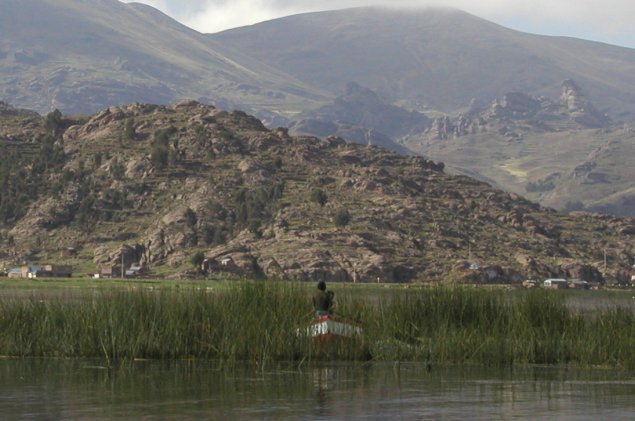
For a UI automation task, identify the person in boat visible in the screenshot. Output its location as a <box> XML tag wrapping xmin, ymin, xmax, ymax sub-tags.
<box><xmin>313</xmin><ymin>281</ymin><xmax>334</xmax><ymax>316</ymax></box>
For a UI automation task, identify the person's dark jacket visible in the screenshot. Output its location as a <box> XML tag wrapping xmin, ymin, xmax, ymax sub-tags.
<box><xmin>313</xmin><ymin>289</ymin><xmax>334</xmax><ymax>314</ymax></box>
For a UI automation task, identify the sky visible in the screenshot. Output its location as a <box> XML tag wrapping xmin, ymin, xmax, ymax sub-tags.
<box><xmin>121</xmin><ymin>0</ymin><xmax>635</xmax><ymax>49</ymax></box>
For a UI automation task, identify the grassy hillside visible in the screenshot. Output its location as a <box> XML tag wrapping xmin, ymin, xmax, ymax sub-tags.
<box><xmin>0</xmin><ymin>0</ymin><xmax>326</xmax><ymax>115</ymax></box>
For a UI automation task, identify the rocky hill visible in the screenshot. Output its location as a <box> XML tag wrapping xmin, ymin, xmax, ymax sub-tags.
<box><xmin>3</xmin><ymin>3</ymin><xmax>635</xmax><ymax>218</ymax></box>
<box><xmin>1</xmin><ymin>102</ymin><xmax>633</xmax><ymax>284</ymax></box>
<box><xmin>403</xmin><ymin>81</ymin><xmax>635</xmax><ymax>216</ymax></box>
<box><xmin>416</xmin><ymin>80</ymin><xmax>611</xmax><ymax>142</ymax></box>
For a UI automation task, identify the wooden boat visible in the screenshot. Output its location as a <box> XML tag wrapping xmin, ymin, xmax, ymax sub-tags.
<box><xmin>306</xmin><ymin>314</ymin><xmax>362</xmax><ymax>341</ymax></box>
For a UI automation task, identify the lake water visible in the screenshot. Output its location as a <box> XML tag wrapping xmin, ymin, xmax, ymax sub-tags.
<box><xmin>1</xmin><ymin>359</ymin><xmax>634</xmax><ymax>420</ymax></box>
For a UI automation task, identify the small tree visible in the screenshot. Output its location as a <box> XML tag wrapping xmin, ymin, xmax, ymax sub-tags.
<box><xmin>150</xmin><ymin>127</ymin><xmax>175</xmax><ymax>169</ymax></box>
<box><xmin>191</xmin><ymin>251</ymin><xmax>205</xmax><ymax>269</ymax></box>
<box><xmin>150</xmin><ymin>146</ymin><xmax>169</xmax><ymax>169</ymax></box>
<box><xmin>334</xmin><ymin>208</ymin><xmax>351</xmax><ymax>227</ymax></box>
<box><xmin>44</xmin><ymin>109</ymin><xmax>63</xmax><ymax>134</ymax></box>
<box><xmin>92</xmin><ymin>152</ymin><xmax>103</xmax><ymax>168</ymax></box>
<box><xmin>310</xmin><ymin>188</ymin><xmax>328</xmax><ymax>206</ymax></box>
<box><xmin>124</xmin><ymin>119</ymin><xmax>135</xmax><ymax>140</ymax></box>
<box><xmin>184</xmin><ymin>208</ymin><xmax>197</xmax><ymax>227</ymax></box>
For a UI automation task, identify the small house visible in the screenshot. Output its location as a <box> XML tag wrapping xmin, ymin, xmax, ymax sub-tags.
<box><xmin>201</xmin><ymin>258</ymin><xmax>217</xmax><ymax>273</ymax></box>
<box><xmin>522</xmin><ymin>279</ymin><xmax>538</xmax><ymax>288</ymax></box>
<box><xmin>469</xmin><ymin>262</ymin><xmax>481</xmax><ymax>270</ymax></box>
<box><xmin>43</xmin><ymin>265</ymin><xmax>72</xmax><ymax>277</ymax></box>
<box><xmin>568</xmin><ymin>279</ymin><xmax>590</xmax><ymax>290</ymax></box>
<box><xmin>543</xmin><ymin>278</ymin><xmax>568</xmax><ymax>289</ymax></box>
<box><xmin>220</xmin><ymin>256</ymin><xmax>235</xmax><ymax>267</ymax></box>
<box><xmin>99</xmin><ymin>266</ymin><xmax>122</xmax><ymax>279</ymax></box>
<box><xmin>7</xmin><ymin>265</ymin><xmax>72</xmax><ymax>278</ymax></box>
<box><xmin>201</xmin><ymin>255</ymin><xmax>238</xmax><ymax>274</ymax></box>
<box><xmin>125</xmin><ymin>264</ymin><xmax>145</xmax><ymax>278</ymax></box>
<box><xmin>7</xmin><ymin>267</ymin><xmax>23</xmax><ymax>278</ymax></box>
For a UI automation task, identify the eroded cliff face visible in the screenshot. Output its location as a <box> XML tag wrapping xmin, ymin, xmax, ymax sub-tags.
<box><xmin>421</xmin><ymin>81</ymin><xmax>612</xmax><ymax>142</ymax></box>
<box><xmin>0</xmin><ymin>101</ymin><xmax>632</xmax><ymax>283</ymax></box>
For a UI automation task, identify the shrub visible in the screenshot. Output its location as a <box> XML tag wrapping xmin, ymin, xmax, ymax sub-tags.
<box><xmin>191</xmin><ymin>251</ymin><xmax>205</xmax><ymax>268</ymax></box>
<box><xmin>124</xmin><ymin>119</ymin><xmax>135</xmax><ymax>140</ymax></box>
<box><xmin>310</xmin><ymin>188</ymin><xmax>328</xmax><ymax>206</ymax></box>
<box><xmin>44</xmin><ymin>109</ymin><xmax>63</xmax><ymax>133</ymax></box>
<box><xmin>334</xmin><ymin>208</ymin><xmax>351</xmax><ymax>227</ymax></box>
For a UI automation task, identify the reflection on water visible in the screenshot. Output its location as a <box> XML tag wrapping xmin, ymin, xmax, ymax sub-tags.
<box><xmin>1</xmin><ymin>359</ymin><xmax>634</xmax><ymax>420</ymax></box>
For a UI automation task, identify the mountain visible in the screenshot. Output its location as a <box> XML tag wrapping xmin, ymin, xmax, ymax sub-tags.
<box><xmin>288</xmin><ymin>82</ymin><xmax>426</xmax><ymax>154</ymax></box>
<box><xmin>5</xmin><ymin>4</ymin><xmax>635</xmax><ymax>121</ymax></box>
<box><xmin>1</xmin><ymin>102</ymin><xmax>633</xmax><ymax>284</ymax></box>
<box><xmin>402</xmin><ymin>81</ymin><xmax>635</xmax><ymax>216</ymax></box>
<box><xmin>211</xmin><ymin>7</ymin><xmax>635</xmax><ymax>122</ymax></box>
<box><xmin>2</xmin><ymin>3</ymin><xmax>635</xmax><ymax>216</ymax></box>
<box><xmin>0</xmin><ymin>0</ymin><xmax>326</xmax><ymax>115</ymax></box>
<box><xmin>211</xmin><ymin>7</ymin><xmax>635</xmax><ymax>215</ymax></box>
<box><xmin>212</xmin><ymin>8</ymin><xmax>635</xmax><ymax>215</ymax></box>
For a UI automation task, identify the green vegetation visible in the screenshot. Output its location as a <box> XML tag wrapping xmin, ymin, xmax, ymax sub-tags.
<box><xmin>310</xmin><ymin>188</ymin><xmax>328</xmax><ymax>206</ymax></box>
<box><xmin>44</xmin><ymin>109</ymin><xmax>63</xmax><ymax>134</ymax></box>
<box><xmin>0</xmin><ymin>133</ymin><xmax>66</xmax><ymax>225</ymax></box>
<box><xmin>150</xmin><ymin>127</ymin><xmax>178</xmax><ymax>169</ymax></box>
<box><xmin>124</xmin><ymin>118</ymin><xmax>136</xmax><ymax>140</ymax></box>
<box><xmin>233</xmin><ymin>184</ymin><xmax>284</xmax><ymax>234</ymax></box>
<box><xmin>0</xmin><ymin>283</ymin><xmax>632</xmax><ymax>368</ymax></box>
<box><xmin>191</xmin><ymin>251</ymin><xmax>205</xmax><ymax>268</ymax></box>
<box><xmin>333</xmin><ymin>208</ymin><xmax>351</xmax><ymax>227</ymax></box>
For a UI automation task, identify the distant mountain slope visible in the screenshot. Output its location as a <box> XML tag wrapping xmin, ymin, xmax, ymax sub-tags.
<box><xmin>289</xmin><ymin>82</ymin><xmax>428</xmax><ymax>154</ymax></box>
<box><xmin>0</xmin><ymin>0</ymin><xmax>326</xmax><ymax>114</ymax></box>
<box><xmin>3</xmin><ymin>3</ymin><xmax>634</xmax><ymax>217</ymax></box>
<box><xmin>211</xmin><ymin>7</ymin><xmax>635</xmax><ymax>121</ymax></box>
<box><xmin>402</xmin><ymin>82</ymin><xmax>635</xmax><ymax>217</ymax></box>
<box><xmin>4</xmin><ymin>3</ymin><xmax>635</xmax><ymax>121</ymax></box>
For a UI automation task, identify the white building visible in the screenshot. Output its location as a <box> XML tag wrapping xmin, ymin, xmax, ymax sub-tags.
<box><xmin>543</xmin><ymin>278</ymin><xmax>568</xmax><ymax>289</ymax></box>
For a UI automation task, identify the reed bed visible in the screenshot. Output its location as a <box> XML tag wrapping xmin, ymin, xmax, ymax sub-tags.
<box><xmin>0</xmin><ymin>283</ymin><xmax>633</xmax><ymax>368</ymax></box>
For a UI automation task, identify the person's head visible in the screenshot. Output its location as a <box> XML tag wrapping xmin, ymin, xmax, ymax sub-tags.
<box><xmin>317</xmin><ymin>281</ymin><xmax>326</xmax><ymax>291</ymax></box>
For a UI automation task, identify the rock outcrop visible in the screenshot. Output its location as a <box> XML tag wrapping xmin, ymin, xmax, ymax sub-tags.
<box><xmin>422</xmin><ymin>80</ymin><xmax>612</xmax><ymax>141</ymax></box>
<box><xmin>1</xmin><ymin>101</ymin><xmax>632</xmax><ymax>283</ymax></box>
<box><xmin>561</xmin><ymin>80</ymin><xmax>611</xmax><ymax>128</ymax></box>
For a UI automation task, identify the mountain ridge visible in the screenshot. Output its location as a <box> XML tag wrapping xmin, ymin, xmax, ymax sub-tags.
<box><xmin>211</xmin><ymin>6</ymin><xmax>635</xmax><ymax>121</ymax></box>
<box><xmin>2</xmin><ymin>2</ymin><xmax>635</xmax><ymax>217</ymax></box>
<box><xmin>0</xmin><ymin>0</ymin><xmax>326</xmax><ymax>114</ymax></box>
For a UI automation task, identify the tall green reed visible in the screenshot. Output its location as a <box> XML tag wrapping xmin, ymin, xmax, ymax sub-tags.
<box><xmin>0</xmin><ymin>284</ymin><xmax>633</xmax><ymax>368</ymax></box>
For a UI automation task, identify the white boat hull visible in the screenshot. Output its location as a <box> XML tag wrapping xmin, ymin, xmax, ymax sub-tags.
<box><xmin>307</xmin><ymin>315</ymin><xmax>362</xmax><ymax>340</ymax></box>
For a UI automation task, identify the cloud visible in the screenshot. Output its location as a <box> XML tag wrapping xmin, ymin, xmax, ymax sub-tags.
<box><xmin>120</xmin><ymin>0</ymin><xmax>635</xmax><ymax>47</ymax></box>
<box><xmin>182</xmin><ymin>0</ymin><xmax>298</xmax><ymax>34</ymax></box>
